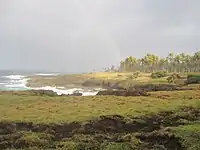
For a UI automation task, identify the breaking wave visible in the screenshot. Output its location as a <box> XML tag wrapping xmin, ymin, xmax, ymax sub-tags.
<box><xmin>1</xmin><ymin>75</ymin><xmax>29</xmax><ymax>90</ymax></box>
<box><xmin>31</xmin><ymin>86</ymin><xmax>99</xmax><ymax>96</ymax></box>
<box><xmin>3</xmin><ymin>75</ymin><xmax>26</xmax><ymax>80</ymax></box>
<box><xmin>34</xmin><ymin>73</ymin><xmax>58</xmax><ymax>76</ymax></box>
<box><xmin>1</xmin><ymin>73</ymin><xmax>100</xmax><ymax>96</ymax></box>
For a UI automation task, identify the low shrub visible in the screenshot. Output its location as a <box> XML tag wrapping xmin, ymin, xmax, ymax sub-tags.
<box><xmin>151</xmin><ymin>71</ymin><xmax>167</xmax><ymax>79</ymax></box>
<box><xmin>167</xmin><ymin>73</ymin><xmax>181</xmax><ymax>83</ymax></box>
<box><xmin>186</xmin><ymin>74</ymin><xmax>200</xmax><ymax>84</ymax></box>
<box><xmin>129</xmin><ymin>71</ymin><xmax>140</xmax><ymax>79</ymax></box>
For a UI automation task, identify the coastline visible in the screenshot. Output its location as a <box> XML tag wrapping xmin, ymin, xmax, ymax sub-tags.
<box><xmin>1</xmin><ymin>72</ymin><xmax>197</xmax><ymax>96</ymax></box>
<box><xmin>26</xmin><ymin>72</ymin><xmax>134</xmax><ymax>90</ymax></box>
<box><xmin>0</xmin><ymin>71</ymin><xmax>200</xmax><ymax>149</ymax></box>
<box><xmin>25</xmin><ymin>73</ymin><xmax>105</xmax><ymax>96</ymax></box>
<box><xmin>0</xmin><ymin>72</ymin><xmax>103</xmax><ymax>96</ymax></box>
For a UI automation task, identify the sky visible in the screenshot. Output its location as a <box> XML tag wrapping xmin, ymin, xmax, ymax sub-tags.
<box><xmin>0</xmin><ymin>0</ymin><xmax>200</xmax><ymax>72</ymax></box>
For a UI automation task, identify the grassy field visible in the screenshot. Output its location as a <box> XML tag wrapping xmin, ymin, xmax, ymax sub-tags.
<box><xmin>27</xmin><ymin>71</ymin><xmax>200</xmax><ymax>88</ymax></box>
<box><xmin>0</xmin><ymin>90</ymin><xmax>199</xmax><ymax>123</ymax></box>
<box><xmin>0</xmin><ymin>89</ymin><xmax>200</xmax><ymax>149</ymax></box>
<box><xmin>26</xmin><ymin>72</ymin><xmax>170</xmax><ymax>88</ymax></box>
<box><xmin>1</xmin><ymin>72</ymin><xmax>200</xmax><ymax>149</ymax></box>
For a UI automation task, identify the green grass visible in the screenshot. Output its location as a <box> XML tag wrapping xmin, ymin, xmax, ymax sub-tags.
<box><xmin>0</xmin><ymin>89</ymin><xmax>200</xmax><ymax>149</ymax></box>
<box><xmin>26</xmin><ymin>72</ymin><xmax>200</xmax><ymax>89</ymax></box>
<box><xmin>27</xmin><ymin>72</ymin><xmax>169</xmax><ymax>88</ymax></box>
<box><xmin>16</xmin><ymin>131</ymin><xmax>53</xmax><ymax>147</ymax></box>
<box><xmin>0</xmin><ymin>90</ymin><xmax>200</xmax><ymax>123</ymax></box>
<box><xmin>173</xmin><ymin>123</ymin><xmax>200</xmax><ymax>150</ymax></box>
<box><xmin>1</xmin><ymin>81</ymin><xmax>200</xmax><ymax>150</ymax></box>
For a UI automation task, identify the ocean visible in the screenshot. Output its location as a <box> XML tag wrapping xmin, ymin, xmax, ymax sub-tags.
<box><xmin>0</xmin><ymin>70</ymin><xmax>32</xmax><ymax>91</ymax></box>
<box><xmin>0</xmin><ymin>70</ymin><xmax>99</xmax><ymax>96</ymax></box>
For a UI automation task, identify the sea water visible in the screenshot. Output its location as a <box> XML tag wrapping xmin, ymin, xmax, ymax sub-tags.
<box><xmin>0</xmin><ymin>70</ymin><xmax>99</xmax><ymax>96</ymax></box>
<box><xmin>0</xmin><ymin>70</ymin><xmax>30</xmax><ymax>91</ymax></box>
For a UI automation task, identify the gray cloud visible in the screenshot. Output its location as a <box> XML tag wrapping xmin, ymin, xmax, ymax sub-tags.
<box><xmin>0</xmin><ymin>0</ymin><xmax>200</xmax><ymax>72</ymax></box>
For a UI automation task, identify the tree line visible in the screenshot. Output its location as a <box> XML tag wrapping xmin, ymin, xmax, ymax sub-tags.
<box><xmin>114</xmin><ymin>51</ymin><xmax>200</xmax><ymax>73</ymax></box>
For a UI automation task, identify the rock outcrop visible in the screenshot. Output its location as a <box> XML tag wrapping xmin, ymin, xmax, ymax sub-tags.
<box><xmin>96</xmin><ymin>89</ymin><xmax>149</xmax><ymax>96</ymax></box>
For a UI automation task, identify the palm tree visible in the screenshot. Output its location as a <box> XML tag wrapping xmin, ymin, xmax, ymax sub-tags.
<box><xmin>192</xmin><ymin>51</ymin><xmax>200</xmax><ymax>72</ymax></box>
<box><xmin>174</xmin><ymin>54</ymin><xmax>182</xmax><ymax>72</ymax></box>
<box><xmin>116</xmin><ymin>50</ymin><xmax>200</xmax><ymax>73</ymax></box>
<box><xmin>159</xmin><ymin>58</ymin><xmax>167</xmax><ymax>71</ymax></box>
<box><xmin>124</xmin><ymin>56</ymin><xmax>137</xmax><ymax>71</ymax></box>
<box><xmin>119</xmin><ymin>61</ymin><xmax>125</xmax><ymax>72</ymax></box>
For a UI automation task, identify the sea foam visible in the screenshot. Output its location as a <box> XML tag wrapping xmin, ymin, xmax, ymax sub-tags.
<box><xmin>35</xmin><ymin>73</ymin><xmax>58</xmax><ymax>76</ymax></box>
<box><xmin>2</xmin><ymin>73</ymin><xmax>100</xmax><ymax>96</ymax></box>
<box><xmin>3</xmin><ymin>75</ymin><xmax>25</xmax><ymax>80</ymax></box>
<box><xmin>31</xmin><ymin>86</ymin><xmax>98</xmax><ymax>96</ymax></box>
<box><xmin>2</xmin><ymin>74</ymin><xmax>29</xmax><ymax>90</ymax></box>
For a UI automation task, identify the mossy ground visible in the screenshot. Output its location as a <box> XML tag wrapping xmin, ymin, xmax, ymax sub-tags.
<box><xmin>0</xmin><ymin>89</ymin><xmax>200</xmax><ymax>149</ymax></box>
<box><xmin>0</xmin><ymin>90</ymin><xmax>200</xmax><ymax>123</ymax></box>
<box><xmin>1</xmin><ymin>72</ymin><xmax>200</xmax><ymax>149</ymax></box>
<box><xmin>172</xmin><ymin>124</ymin><xmax>200</xmax><ymax>150</ymax></box>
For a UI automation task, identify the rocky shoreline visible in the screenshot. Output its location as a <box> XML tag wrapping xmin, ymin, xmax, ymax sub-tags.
<box><xmin>2</xmin><ymin>83</ymin><xmax>194</xmax><ymax>97</ymax></box>
<box><xmin>25</xmin><ymin>73</ymin><xmax>197</xmax><ymax>97</ymax></box>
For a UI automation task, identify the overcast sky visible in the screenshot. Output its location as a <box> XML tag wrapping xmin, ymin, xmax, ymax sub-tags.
<box><xmin>0</xmin><ymin>0</ymin><xmax>200</xmax><ymax>72</ymax></box>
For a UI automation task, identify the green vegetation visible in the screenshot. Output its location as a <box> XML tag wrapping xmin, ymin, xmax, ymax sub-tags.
<box><xmin>0</xmin><ymin>90</ymin><xmax>199</xmax><ymax>123</ymax></box>
<box><xmin>26</xmin><ymin>72</ymin><xmax>174</xmax><ymax>89</ymax></box>
<box><xmin>0</xmin><ymin>90</ymin><xmax>200</xmax><ymax>149</ymax></box>
<box><xmin>186</xmin><ymin>74</ymin><xmax>200</xmax><ymax>84</ymax></box>
<box><xmin>119</xmin><ymin>51</ymin><xmax>200</xmax><ymax>73</ymax></box>
<box><xmin>26</xmin><ymin>72</ymin><xmax>129</xmax><ymax>88</ymax></box>
<box><xmin>2</xmin><ymin>57</ymin><xmax>200</xmax><ymax>149</ymax></box>
<box><xmin>26</xmin><ymin>71</ymin><xmax>200</xmax><ymax>92</ymax></box>
<box><xmin>167</xmin><ymin>73</ymin><xmax>181</xmax><ymax>83</ymax></box>
<box><xmin>173</xmin><ymin>124</ymin><xmax>200</xmax><ymax>150</ymax></box>
<box><xmin>128</xmin><ymin>71</ymin><xmax>140</xmax><ymax>79</ymax></box>
<box><xmin>151</xmin><ymin>71</ymin><xmax>167</xmax><ymax>79</ymax></box>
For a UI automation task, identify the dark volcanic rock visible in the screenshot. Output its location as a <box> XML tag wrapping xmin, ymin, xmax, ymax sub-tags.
<box><xmin>96</xmin><ymin>89</ymin><xmax>149</xmax><ymax>96</ymax></box>
<box><xmin>133</xmin><ymin>84</ymin><xmax>193</xmax><ymax>92</ymax></box>
<box><xmin>68</xmin><ymin>92</ymin><xmax>83</xmax><ymax>96</ymax></box>
<box><xmin>30</xmin><ymin>90</ymin><xmax>58</xmax><ymax>96</ymax></box>
<box><xmin>0</xmin><ymin>107</ymin><xmax>199</xmax><ymax>149</ymax></box>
